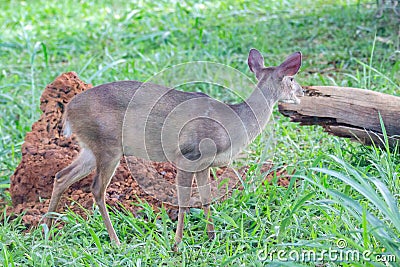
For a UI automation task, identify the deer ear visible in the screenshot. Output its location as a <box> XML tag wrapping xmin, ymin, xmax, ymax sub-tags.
<box><xmin>277</xmin><ymin>51</ymin><xmax>302</xmax><ymax>77</ymax></box>
<box><xmin>248</xmin><ymin>49</ymin><xmax>264</xmax><ymax>75</ymax></box>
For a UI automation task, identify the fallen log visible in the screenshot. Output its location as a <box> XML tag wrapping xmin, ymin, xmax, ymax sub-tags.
<box><xmin>278</xmin><ymin>86</ymin><xmax>400</xmax><ymax>149</ymax></box>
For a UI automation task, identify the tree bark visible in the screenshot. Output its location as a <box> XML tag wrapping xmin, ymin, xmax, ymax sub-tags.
<box><xmin>278</xmin><ymin>86</ymin><xmax>400</xmax><ymax>149</ymax></box>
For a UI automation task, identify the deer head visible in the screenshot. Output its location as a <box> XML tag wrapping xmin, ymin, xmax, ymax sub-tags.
<box><xmin>248</xmin><ymin>49</ymin><xmax>303</xmax><ymax>104</ymax></box>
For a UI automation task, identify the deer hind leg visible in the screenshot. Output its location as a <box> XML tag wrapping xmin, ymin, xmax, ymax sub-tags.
<box><xmin>46</xmin><ymin>148</ymin><xmax>96</xmax><ymax>226</ymax></box>
<box><xmin>173</xmin><ymin>170</ymin><xmax>195</xmax><ymax>251</ymax></box>
<box><xmin>196</xmin><ymin>167</ymin><xmax>215</xmax><ymax>240</ymax></box>
<box><xmin>91</xmin><ymin>152</ymin><xmax>121</xmax><ymax>245</ymax></box>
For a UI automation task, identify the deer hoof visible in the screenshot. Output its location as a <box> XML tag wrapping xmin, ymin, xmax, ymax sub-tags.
<box><xmin>172</xmin><ymin>242</ymin><xmax>180</xmax><ymax>253</ymax></box>
<box><xmin>207</xmin><ymin>230</ymin><xmax>215</xmax><ymax>240</ymax></box>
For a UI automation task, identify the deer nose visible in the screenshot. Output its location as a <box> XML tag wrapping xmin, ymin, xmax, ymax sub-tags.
<box><xmin>296</xmin><ymin>88</ymin><xmax>305</xmax><ymax>97</ymax></box>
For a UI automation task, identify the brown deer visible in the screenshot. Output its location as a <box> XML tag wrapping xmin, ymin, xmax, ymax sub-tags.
<box><xmin>45</xmin><ymin>49</ymin><xmax>303</xmax><ymax>250</ymax></box>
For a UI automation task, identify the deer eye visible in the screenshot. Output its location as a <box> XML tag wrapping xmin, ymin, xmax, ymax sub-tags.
<box><xmin>290</xmin><ymin>77</ymin><xmax>294</xmax><ymax>81</ymax></box>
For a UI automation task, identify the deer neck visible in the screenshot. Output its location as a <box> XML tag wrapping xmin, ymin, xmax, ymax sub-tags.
<box><xmin>231</xmin><ymin>81</ymin><xmax>278</xmax><ymax>145</ymax></box>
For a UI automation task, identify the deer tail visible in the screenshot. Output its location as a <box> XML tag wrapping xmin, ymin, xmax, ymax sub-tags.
<box><xmin>61</xmin><ymin>110</ymin><xmax>72</xmax><ymax>137</ymax></box>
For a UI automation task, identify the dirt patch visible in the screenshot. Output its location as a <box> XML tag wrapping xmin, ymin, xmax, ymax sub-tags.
<box><xmin>6</xmin><ymin>72</ymin><xmax>292</xmax><ymax>228</ymax></box>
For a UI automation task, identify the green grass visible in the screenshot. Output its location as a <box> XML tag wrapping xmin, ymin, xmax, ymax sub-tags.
<box><xmin>1</xmin><ymin>0</ymin><xmax>399</xmax><ymax>266</ymax></box>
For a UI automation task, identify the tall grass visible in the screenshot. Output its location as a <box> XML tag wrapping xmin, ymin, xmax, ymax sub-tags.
<box><xmin>299</xmin><ymin>119</ymin><xmax>399</xmax><ymax>265</ymax></box>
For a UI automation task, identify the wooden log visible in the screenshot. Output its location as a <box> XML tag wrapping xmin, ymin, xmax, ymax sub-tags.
<box><xmin>278</xmin><ymin>86</ymin><xmax>400</xmax><ymax>148</ymax></box>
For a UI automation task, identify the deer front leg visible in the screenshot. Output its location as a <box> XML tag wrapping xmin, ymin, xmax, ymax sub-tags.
<box><xmin>173</xmin><ymin>170</ymin><xmax>194</xmax><ymax>252</ymax></box>
<box><xmin>196</xmin><ymin>167</ymin><xmax>215</xmax><ymax>240</ymax></box>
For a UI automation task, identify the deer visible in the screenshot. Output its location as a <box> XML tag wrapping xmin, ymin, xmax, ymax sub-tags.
<box><xmin>45</xmin><ymin>49</ymin><xmax>303</xmax><ymax>251</ymax></box>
